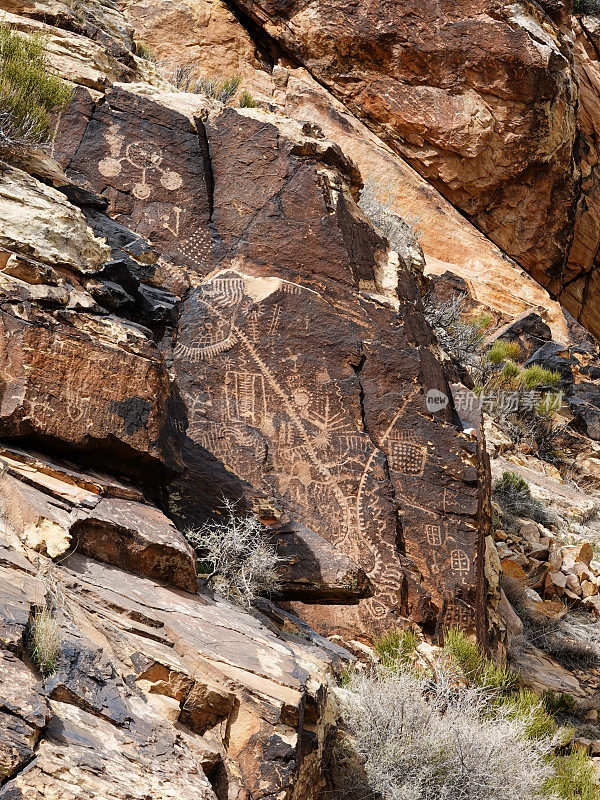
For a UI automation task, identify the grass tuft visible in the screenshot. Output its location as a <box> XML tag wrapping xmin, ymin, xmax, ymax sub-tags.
<box><xmin>28</xmin><ymin>606</ymin><xmax>61</xmax><ymax>676</ymax></box>
<box><xmin>374</xmin><ymin>627</ymin><xmax>418</xmax><ymax>668</ymax></box>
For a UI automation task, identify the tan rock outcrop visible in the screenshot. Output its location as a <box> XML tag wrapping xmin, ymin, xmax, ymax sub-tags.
<box><xmin>228</xmin><ymin>0</ymin><xmax>578</xmax><ymax>289</ymax></box>
<box><xmin>0</xmin><ymin>536</ymin><xmax>350</xmax><ymax>799</ymax></box>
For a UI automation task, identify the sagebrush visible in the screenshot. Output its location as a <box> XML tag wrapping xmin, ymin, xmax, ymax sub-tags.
<box><xmin>493</xmin><ymin>471</ymin><xmax>553</xmax><ymax>529</ymax></box>
<box><xmin>336</xmin><ymin>629</ymin><xmax>598</xmax><ymax>800</ymax></box>
<box><xmin>338</xmin><ymin>666</ymin><xmax>559</xmax><ymax>800</ymax></box>
<box><xmin>0</xmin><ymin>22</ymin><xmax>72</xmax><ymax>148</ymax></box>
<box><xmin>185</xmin><ymin>499</ymin><xmax>281</xmax><ymax>606</ymax></box>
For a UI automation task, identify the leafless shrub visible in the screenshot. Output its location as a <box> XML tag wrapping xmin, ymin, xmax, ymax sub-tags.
<box><xmin>195</xmin><ymin>75</ymin><xmax>241</xmax><ymax>105</ymax></box>
<box><xmin>337</xmin><ymin>664</ymin><xmax>559</xmax><ymax>800</ymax></box>
<box><xmin>159</xmin><ymin>61</ymin><xmax>196</xmax><ymax>91</ymax></box>
<box><xmin>358</xmin><ymin>179</ymin><xmax>423</xmax><ymax>257</ymax></box>
<box><xmin>503</xmin><ymin>576</ymin><xmax>600</xmax><ymax>669</ymax></box>
<box><xmin>423</xmin><ymin>290</ymin><xmax>490</xmax><ymax>367</ymax></box>
<box><xmin>185</xmin><ymin>499</ymin><xmax>281</xmax><ymax>607</ymax></box>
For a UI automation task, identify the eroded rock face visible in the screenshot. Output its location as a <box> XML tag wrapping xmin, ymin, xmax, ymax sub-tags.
<box><xmin>50</xmin><ymin>82</ymin><xmax>488</xmax><ymax>638</ymax></box>
<box><xmin>0</xmin><ymin>531</ymin><xmax>345</xmax><ymax>799</ymax></box>
<box><xmin>227</xmin><ymin>0</ymin><xmax>578</xmax><ymax>285</ymax></box>
<box><xmin>0</xmin><ymin>445</ymin><xmax>197</xmax><ymax>590</ymax></box>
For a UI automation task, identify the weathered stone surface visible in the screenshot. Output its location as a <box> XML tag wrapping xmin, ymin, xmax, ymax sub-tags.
<box><xmin>510</xmin><ymin>641</ymin><xmax>584</xmax><ymax>697</ymax></box>
<box><xmin>228</xmin><ymin>0</ymin><xmax>578</xmax><ymax>286</ymax></box>
<box><xmin>0</xmin><ymin>449</ymin><xmax>196</xmax><ymax>590</ymax></box>
<box><xmin>71</xmin><ymin>498</ymin><xmax>198</xmax><ymax>592</ymax></box>
<box><xmin>0</xmin><ymin>10</ymin><xmax>131</xmax><ymax>90</ymax></box>
<box><xmin>487</xmin><ymin>311</ymin><xmax>552</xmax><ymax>359</ymax></box>
<box><xmin>0</xmin><ymin>162</ymin><xmax>110</xmax><ymax>273</ymax></box>
<box><xmin>561</xmin><ymin>18</ymin><xmax>600</xmax><ymax>340</ymax></box>
<box><xmin>0</xmin><ymin>701</ymin><xmax>217</xmax><ymax>800</ymax></box>
<box><xmin>0</xmin><ymin>306</ymin><xmax>182</xmax><ymax>481</ymax></box>
<box><xmin>54</xmin><ymin>85</ymin><xmax>213</xmax><ymax>266</ymax></box>
<box><xmin>0</xmin><ymin>649</ymin><xmax>51</xmax><ymax>781</ymax></box>
<box><xmin>54</xmin><ymin>551</ymin><xmax>347</xmax><ymax>799</ymax></box>
<box><xmin>268</xmin><ymin>521</ymin><xmax>373</xmax><ymax>602</ymax></box>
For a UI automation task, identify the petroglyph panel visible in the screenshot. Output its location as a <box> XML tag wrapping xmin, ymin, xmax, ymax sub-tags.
<box><xmin>170</xmin><ymin>266</ymin><xmax>484</xmax><ymax>637</ymax></box>
<box><xmin>0</xmin><ymin>310</ymin><xmax>180</xmax><ymax>477</ymax></box>
<box><xmin>63</xmin><ymin>87</ymin><xmax>213</xmax><ymax>272</ymax></box>
<box><xmin>52</xmin><ymin>92</ymin><xmax>486</xmax><ymax>638</ymax></box>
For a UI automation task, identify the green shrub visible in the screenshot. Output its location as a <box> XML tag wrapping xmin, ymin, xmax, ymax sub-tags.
<box><xmin>443</xmin><ymin>627</ymin><xmax>520</xmax><ymax>691</ymax></box>
<box><xmin>486</xmin><ymin>340</ymin><xmax>514</xmax><ymax>364</ymax></box>
<box><xmin>545</xmin><ymin>747</ymin><xmax>599</xmax><ymax>800</ymax></box>
<box><xmin>196</xmin><ymin>75</ymin><xmax>241</xmax><ymax>105</ymax></box>
<box><xmin>493</xmin><ymin>471</ymin><xmax>553</xmax><ymax>528</ymax></box>
<box><xmin>518</xmin><ymin>364</ymin><xmax>562</xmax><ymax>390</ymax></box>
<box><xmin>239</xmin><ymin>89</ymin><xmax>257</xmax><ymax>108</ymax></box>
<box><xmin>543</xmin><ymin>690</ymin><xmax>577</xmax><ymax>715</ymax></box>
<box><xmin>498</xmin><ymin>688</ymin><xmax>559</xmax><ymax>740</ymax></box>
<box><xmin>501</xmin><ymin>360</ymin><xmax>520</xmax><ymax>380</ymax></box>
<box><xmin>374</xmin><ymin>627</ymin><xmax>418</xmax><ymax>667</ymax></box>
<box><xmin>0</xmin><ymin>22</ymin><xmax>72</xmax><ymax>148</ymax></box>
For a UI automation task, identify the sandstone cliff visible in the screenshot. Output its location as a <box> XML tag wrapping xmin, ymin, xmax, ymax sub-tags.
<box><xmin>1</xmin><ymin>0</ymin><xmax>600</xmax><ymax>795</ymax></box>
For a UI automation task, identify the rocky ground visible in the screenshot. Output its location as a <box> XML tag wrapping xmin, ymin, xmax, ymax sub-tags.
<box><xmin>2</xmin><ymin>0</ymin><xmax>600</xmax><ymax>796</ymax></box>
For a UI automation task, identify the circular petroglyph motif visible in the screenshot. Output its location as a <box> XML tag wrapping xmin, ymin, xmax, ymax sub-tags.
<box><xmin>292</xmin><ymin>388</ymin><xmax>311</xmax><ymax>408</ymax></box>
<box><xmin>126</xmin><ymin>143</ymin><xmax>159</xmax><ymax>170</ymax></box>
<box><xmin>98</xmin><ymin>157</ymin><xmax>122</xmax><ymax>178</ymax></box>
<box><xmin>133</xmin><ymin>182</ymin><xmax>152</xmax><ymax>200</ymax></box>
<box><xmin>161</xmin><ymin>170</ymin><xmax>183</xmax><ymax>191</ymax></box>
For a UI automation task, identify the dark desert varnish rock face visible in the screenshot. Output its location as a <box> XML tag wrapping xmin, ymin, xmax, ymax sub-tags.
<box><xmin>51</xmin><ymin>86</ymin><xmax>488</xmax><ymax>639</ymax></box>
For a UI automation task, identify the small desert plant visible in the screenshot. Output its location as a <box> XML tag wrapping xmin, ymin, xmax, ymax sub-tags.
<box><xmin>543</xmin><ymin>690</ymin><xmax>577</xmax><ymax>715</ymax></box>
<box><xmin>374</xmin><ymin>627</ymin><xmax>418</xmax><ymax>668</ymax></box>
<box><xmin>545</xmin><ymin>747</ymin><xmax>599</xmax><ymax>800</ymax></box>
<box><xmin>184</xmin><ymin>499</ymin><xmax>281</xmax><ymax>606</ymax></box>
<box><xmin>0</xmin><ymin>22</ymin><xmax>72</xmax><ymax>149</ymax></box>
<box><xmin>518</xmin><ymin>364</ymin><xmax>562</xmax><ymax>390</ymax></box>
<box><xmin>493</xmin><ymin>471</ymin><xmax>553</xmax><ymax>528</ymax></box>
<box><xmin>485</xmin><ymin>340</ymin><xmax>524</xmax><ymax>364</ymax></box>
<box><xmin>164</xmin><ymin>61</ymin><xmax>195</xmax><ymax>90</ymax></box>
<box><xmin>359</xmin><ymin>178</ymin><xmax>423</xmax><ymax>256</ymax></box>
<box><xmin>443</xmin><ymin>627</ymin><xmax>519</xmax><ymax>692</ymax></box>
<box><xmin>239</xmin><ymin>89</ymin><xmax>258</xmax><ymax>108</ymax></box>
<box><xmin>28</xmin><ymin>606</ymin><xmax>61</xmax><ymax>676</ymax></box>
<box><xmin>423</xmin><ymin>290</ymin><xmax>492</xmax><ymax>366</ymax></box>
<box><xmin>196</xmin><ymin>75</ymin><xmax>241</xmax><ymax>105</ymax></box>
<box><xmin>134</xmin><ymin>41</ymin><xmax>156</xmax><ymax>61</ymax></box>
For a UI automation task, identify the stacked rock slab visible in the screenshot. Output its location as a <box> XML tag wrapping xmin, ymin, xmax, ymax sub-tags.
<box><xmin>49</xmin><ymin>82</ymin><xmax>488</xmax><ymax>639</ymax></box>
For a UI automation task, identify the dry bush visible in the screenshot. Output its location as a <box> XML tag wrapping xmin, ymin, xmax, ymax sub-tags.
<box><xmin>185</xmin><ymin>499</ymin><xmax>281</xmax><ymax>607</ymax></box>
<box><xmin>358</xmin><ymin>179</ymin><xmax>423</xmax><ymax>257</ymax></box>
<box><xmin>422</xmin><ymin>290</ymin><xmax>491</xmax><ymax>368</ymax></box>
<box><xmin>28</xmin><ymin>606</ymin><xmax>62</xmax><ymax>676</ymax></box>
<box><xmin>493</xmin><ymin>471</ymin><xmax>553</xmax><ymax>529</ymax></box>
<box><xmin>337</xmin><ymin>665</ymin><xmax>559</xmax><ymax>800</ymax></box>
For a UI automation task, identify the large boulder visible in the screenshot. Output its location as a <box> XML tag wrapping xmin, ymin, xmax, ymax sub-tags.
<box><xmin>52</xmin><ymin>85</ymin><xmax>489</xmax><ymax>638</ymax></box>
